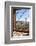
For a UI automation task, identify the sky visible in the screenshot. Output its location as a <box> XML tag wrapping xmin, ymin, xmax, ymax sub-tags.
<box><xmin>16</xmin><ymin>8</ymin><xmax>31</xmax><ymax>21</ymax></box>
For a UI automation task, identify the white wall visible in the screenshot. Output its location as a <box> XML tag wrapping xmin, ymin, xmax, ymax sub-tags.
<box><xmin>0</xmin><ymin>0</ymin><xmax>36</xmax><ymax>46</ymax></box>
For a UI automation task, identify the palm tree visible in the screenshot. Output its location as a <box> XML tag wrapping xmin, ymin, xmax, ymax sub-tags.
<box><xmin>25</xmin><ymin>17</ymin><xmax>27</xmax><ymax>22</ymax></box>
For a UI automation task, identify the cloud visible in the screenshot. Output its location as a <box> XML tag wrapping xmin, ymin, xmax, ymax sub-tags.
<box><xmin>16</xmin><ymin>9</ymin><xmax>31</xmax><ymax>21</ymax></box>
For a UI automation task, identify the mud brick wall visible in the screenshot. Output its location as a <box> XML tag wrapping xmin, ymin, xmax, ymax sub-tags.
<box><xmin>11</xmin><ymin>8</ymin><xmax>16</xmax><ymax>36</ymax></box>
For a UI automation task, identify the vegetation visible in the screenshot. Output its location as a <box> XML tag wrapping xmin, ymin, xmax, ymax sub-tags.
<box><xmin>16</xmin><ymin>21</ymin><xmax>29</xmax><ymax>31</ymax></box>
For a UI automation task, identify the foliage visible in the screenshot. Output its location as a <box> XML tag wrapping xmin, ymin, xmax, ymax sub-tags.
<box><xmin>16</xmin><ymin>22</ymin><xmax>29</xmax><ymax>30</ymax></box>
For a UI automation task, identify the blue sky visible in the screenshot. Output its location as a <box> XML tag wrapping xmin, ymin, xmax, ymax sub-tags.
<box><xmin>16</xmin><ymin>9</ymin><xmax>31</xmax><ymax>21</ymax></box>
